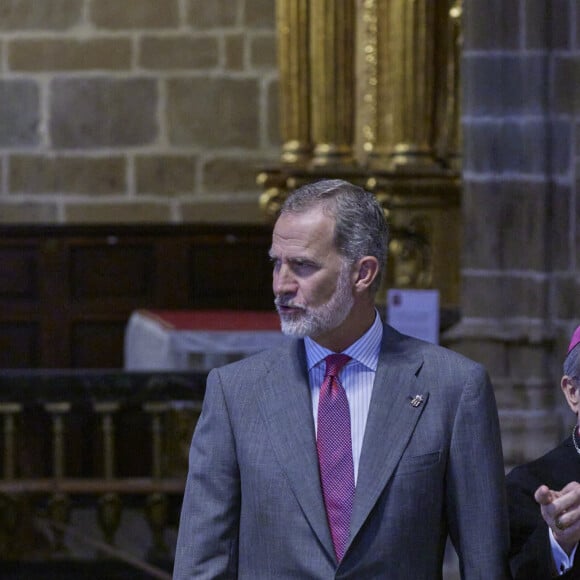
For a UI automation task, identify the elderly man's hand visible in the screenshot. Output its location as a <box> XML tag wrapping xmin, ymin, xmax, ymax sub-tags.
<box><xmin>535</xmin><ymin>482</ymin><xmax>580</xmax><ymax>555</ymax></box>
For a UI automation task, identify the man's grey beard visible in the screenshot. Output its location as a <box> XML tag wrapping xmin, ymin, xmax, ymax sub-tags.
<box><xmin>275</xmin><ymin>265</ymin><xmax>354</xmax><ymax>339</ymax></box>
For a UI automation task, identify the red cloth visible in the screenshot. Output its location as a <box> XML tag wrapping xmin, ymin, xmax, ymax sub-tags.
<box><xmin>137</xmin><ymin>309</ymin><xmax>281</xmax><ymax>331</ymax></box>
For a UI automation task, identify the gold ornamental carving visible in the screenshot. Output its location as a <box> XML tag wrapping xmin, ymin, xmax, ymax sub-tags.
<box><xmin>277</xmin><ymin>0</ymin><xmax>311</xmax><ymax>164</ymax></box>
<box><xmin>367</xmin><ymin>0</ymin><xmax>453</xmax><ymax>170</ymax></box>
<box><xmin>264</xmin><ymin>0</ymin><xmax>464</xmax><ymax>314</ymax></box>
<box><xmin>437</xmin><ymin>0</ymin><xmax>463</xmax><ymax>170</ymax></box>
<box><xmin>310</xmin><ymin>0</ymin><xmax>356</xmax><ymax>166</ymax></box>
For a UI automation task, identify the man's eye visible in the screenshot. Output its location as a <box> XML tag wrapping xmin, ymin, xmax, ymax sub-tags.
<box><xmin>293</xmin><ymin>262</ymin><xmax>316</xmax><ymax>274</ymax></box>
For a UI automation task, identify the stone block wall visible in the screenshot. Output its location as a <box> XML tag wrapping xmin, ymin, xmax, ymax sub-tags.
<box><xmin>0</xmin><ymin>0</ymin><xmax>279</xmax><ymax>224</ymax></box>
<box><xmin>451</xmin><ymin>0</ymin><xmax>580</xmax><ymax>467</ymax></box>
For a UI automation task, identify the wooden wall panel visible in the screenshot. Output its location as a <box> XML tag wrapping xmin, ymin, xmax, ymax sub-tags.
<box><xmin>69</xmin><ymin>244</ymin><xmax>155</xmax><ymax>301</ymax></box>
<box><xmin>70</xmin><ymin>321</ymin><xmax>127</xmax><ymax>368</ymax></box>
<box><xmin>189</xmin><ymin>241</ymin><xmax>272</xmax><ymax>310</ymax></box>
<box><xmin>0</xmin><ymin>323</ymin><xmax>40</xmax><ymax>367</ymax></box>
<box><xmin>0</xmin><ymin>246</ymin><xmax>39</xmax><ymax>299</ymax></box>
<box><xmin>0</xmin><ymin>225</ymin><xmax>274</xmax><ymax>369</ymax></box>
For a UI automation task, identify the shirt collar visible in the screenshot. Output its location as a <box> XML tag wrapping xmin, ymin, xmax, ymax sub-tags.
<box><xmin>305</xmin><ymin>310</ymin><xmax>383</xmax><ymax>371</ymax></box>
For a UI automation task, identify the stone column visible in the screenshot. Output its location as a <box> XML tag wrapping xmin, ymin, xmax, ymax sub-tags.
<box><xmin>310</xmin><ymin>0</ymin><xmax>356</xmax><ymax>166</ymax></box>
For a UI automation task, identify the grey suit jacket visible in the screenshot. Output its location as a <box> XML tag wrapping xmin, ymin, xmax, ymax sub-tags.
<box><xmin>174</xmin><ymin>324</ymin><xmax>510</xmax><ymax>579</ymax></box>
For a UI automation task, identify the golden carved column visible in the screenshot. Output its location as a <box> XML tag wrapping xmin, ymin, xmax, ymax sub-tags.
<box><xmin>144</xmin><ymin>402</ymin><xmax>170</xmax><ymax>560</ymax></box>
<box><xmin>310</xmin><ymin>0</ymin><xmax>356</xmax><ymax>166</ymax></box>
<box><xmin>0</xmin><ymin>404</ymin><xmax>22</xmax><ymax>559</ymax></box>
<box><xmin>45</xmin><ymin>402</ymin><xmax>72</xmax><ymax>554</ymax></box>
<box><xmin>368</xmin><ymin>0</ymin><xmax>447</xmax><ymax>170</ymax></box>
<box><xmin>436</xmin><ymin>0</ymin><xmax>463</xmax><ymax>169</ymax></box>
<box><xmin>260</xmin><ymin>0</ymin><xmax>463</xmax><ymax>316</ymax></box>
<box><xmin>95</xmin><ymin>402</ymin><xmax>122</xmax><ymax>548</ymax></box>
<box><xmin>358</xmin><ymin>0</ymin><xmax>378</xmax><ymax>161</ymax></box>
<box><xmin>276</xmin><ymin>0</ymin><xmax>311</xmax><ymax>164</ymax></box>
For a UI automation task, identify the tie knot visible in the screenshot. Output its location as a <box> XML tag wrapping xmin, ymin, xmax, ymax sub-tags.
<box><xmin>324</xmin><ymin>354</ymin><xmax>351</xmax><ymax>378</ymax></box>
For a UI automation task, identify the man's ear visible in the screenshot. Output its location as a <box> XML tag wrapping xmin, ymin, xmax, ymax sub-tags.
<box><xmin>353</xmin><ymin>256</ymin><xmax>379</xmax><ymax>291</ymax></box>
<box><xmin>561</xmin><ymin>375</ymin><xmax>580</xmax><ymax>415</ymax></box>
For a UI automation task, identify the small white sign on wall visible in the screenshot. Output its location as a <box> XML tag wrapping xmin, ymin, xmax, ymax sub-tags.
<box><xmin>387</xmin><ymin>289</ymin><xmax>440</xmax><ymax>345</ymax></box>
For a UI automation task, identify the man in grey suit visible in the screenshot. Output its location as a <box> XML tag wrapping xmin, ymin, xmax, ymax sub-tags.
<box><xmin>174</xmin><ymin>179</ymin><xmax>510</xmax><ymax>579</ymax></box>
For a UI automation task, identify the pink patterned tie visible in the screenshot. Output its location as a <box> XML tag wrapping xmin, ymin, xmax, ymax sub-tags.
<box><xmin>317</xmin><ymin>354</ymin><xmax>354</xmax><ymax>562</ymax></box>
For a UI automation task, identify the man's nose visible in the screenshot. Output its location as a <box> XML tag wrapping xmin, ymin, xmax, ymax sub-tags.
<box><xmin>273</xmin><ymin>264</ymin><xmax>296</xmax><ymax>295</ymax></box>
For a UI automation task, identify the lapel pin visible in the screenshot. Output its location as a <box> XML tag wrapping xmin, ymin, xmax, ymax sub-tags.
<box><xmin>410</xmin><ymin>394</ymin><xmax>424</xmax><ymax>408</ymax></box>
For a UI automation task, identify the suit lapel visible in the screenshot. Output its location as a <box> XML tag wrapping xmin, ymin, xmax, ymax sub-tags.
<box><xmin>255</xmin><ymin>329</ymin><xmax>431</xmax><ymax>560</ymax></box>
<box><xmin>256</xmin><ymin>340</ymin><xmax>335</xmax><ymax>559</ymax></box>
<box><xmin>349</xmin><ymin>327</ymin><xmax>429</xmax><ymax>542</ymax></box>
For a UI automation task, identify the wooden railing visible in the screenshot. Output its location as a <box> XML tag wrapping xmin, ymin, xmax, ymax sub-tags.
<box><xmin>0</xmin><ymin>369</ymin><xmax>206</xmax><ymax>578</ymax></box>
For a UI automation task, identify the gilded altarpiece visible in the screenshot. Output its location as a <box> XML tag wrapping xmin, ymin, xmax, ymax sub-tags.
<box><xmin>260</xmin><ymin>0</ymin><xmax>463</xmax><ymax>320</ymax></box>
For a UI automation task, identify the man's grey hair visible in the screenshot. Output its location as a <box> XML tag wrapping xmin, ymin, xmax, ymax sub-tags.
<box><xmin>564</xmin><ymin>345</ymin><xmax>580</xmax><ymax>378</ymax></box>
<box><xmin>280</xmin><ymin>179</ymin><xmax>389</xmax><ymax>294</ymax></box>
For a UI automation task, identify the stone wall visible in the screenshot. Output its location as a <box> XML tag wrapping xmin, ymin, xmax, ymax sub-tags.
<box><xmin>0</xmin><ymin>0</ymin><xmax>279</xmax><ymax>224</ymax></box>
<box><xmin>450</xmin><ymin>0</ymin><xmax>580</xmax><ymax>467</ymax></box>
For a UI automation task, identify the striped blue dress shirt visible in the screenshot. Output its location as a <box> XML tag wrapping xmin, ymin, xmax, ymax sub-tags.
<box><xmin>305</xmin><ymin>311</ymin><xmax>383</xmax><ymax>484</ymax></box>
